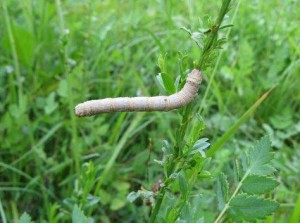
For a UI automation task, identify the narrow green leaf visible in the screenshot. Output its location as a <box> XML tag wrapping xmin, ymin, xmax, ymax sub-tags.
<box><xmin>72</xmin><ymin>205</ymin><xmax>89</xmax><ymax>223</ymax></box>
<box><xmin>167</xmin><ymin>208</ymin><xmax>179</xmax><ymax>223</ymax></box>
<box><xmin>219</xmin><ymin>24</ymin><xmax>234</xmax><ymax>30</ymax></box>
<box><xmin>127</xmin><ymin>191</ymin><xmax>140</xmax><ymax>202</ymax></box>
<box><xmin>242</xmin><ymin>175</ymin><xmax>279</xmax><ymax>194</ymax></box>
<box><xmin>95</xmin><ymin>114</ymin><xmax>145</xmax><ymax>192</ymax></box>
<box><xmin>207</xmin><ymin>88</ymin><xmax>274</xmax><ymax>157</ymax></box>
<box><xmin>161</xmin><ymin>72</ymin><xmax>176</xmax><ymax>94</ymax></box>
<box><xmin>180</xmin><ymin>26</ymin><xmax>192</xmax><ymax>36</ymax></box>
<box><xmin>216</xmin><ymin>173</ymin><xmax>229</xmax><ymax>211</ymax></box>
<box><xmin>289</xmin><ymin>192</ymin><xmax>300</xmax><ymax>223</ymax></box>
<box><xmin>229</xmin><ymin>194</ymin><xmax>279</xmax><ymax>222</ymax></box>
<box><xmin>233</xmin><ymin>160</ymin><xmax>241</xmax><ymax>185</ymax></box>
<box><xmin>157</xmin><ymin>54</ymin><xmax>165</xmax><ymax>72</ymax></box>
<box><xmin>178</xmin><ymin>173</ymin><xmax>188</xmax><ymax>197</ymax></box>
<box><xmin>190</xmin><ymin>138</ymin><xmax>210</xmax><ymax>157</ymax></box>
<box><xmin>187</xmin><ymin>114</ymin><xmax>206</xmax><ymax>145</ymax></box>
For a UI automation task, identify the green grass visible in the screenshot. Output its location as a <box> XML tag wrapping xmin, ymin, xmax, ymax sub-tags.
<box><xmin>0</xmin><ymin>0</ymin><xmax>299</xmax><ymax>222</ymax></box>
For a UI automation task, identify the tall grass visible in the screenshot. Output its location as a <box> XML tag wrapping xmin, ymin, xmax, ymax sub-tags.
<box><xmin>0</xmin><ymin>0</ymin><xmax>299</xmax><ymax>222</ymax></box>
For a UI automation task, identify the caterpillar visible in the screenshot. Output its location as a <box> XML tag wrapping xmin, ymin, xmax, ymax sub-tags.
<box><xmin>75</xmin><ymin>69</ymin><xmax>202</xmax><ymax>117</ymax></box>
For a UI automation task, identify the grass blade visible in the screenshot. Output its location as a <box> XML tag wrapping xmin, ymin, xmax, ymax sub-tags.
<box><xmin>289</xmin><ymin>192</ymin><xmax>300</xmax><ymax>223</ymax></box>
<box><xmin>94</xmin><ymin>113</ymin><xmax>149</xmax><ymax>192</ymax></box>
<box><xmin>207</xmin><ymin>87</ymin><xmax>275</xmax><ymax>157</ymax></box>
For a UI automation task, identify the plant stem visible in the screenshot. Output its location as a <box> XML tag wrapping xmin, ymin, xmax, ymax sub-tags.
<box><xmin>149</xmin><ymin>189</ymin><xmax>166</xmax><ymax>223</ymax></box>
<box><xmin>214</xmin><ymin>170</ymin><xmax>250</xmax><ymax>223</ymax></box>
<box><xmin>2</xmin><ymin>1</ymin><xmax>23</xmax><ymax>106</ymax></box>
<box><xmin>172</xmin><ymin>169</ymin><xmax>199</xmax><ymax>221</ymax></box>
<box><xmin>149</xmin><ymin>161</ymin><xmax>176</xmax><ymax>223</ymax></box>
<box><xmin>0</xmin><ymin>198</ymin><xmax>7</xmax><ymax>223</ymax></box>
<box><xmin>198</xmin><ymin>0</ymin><xmax>241</xmax><ymax>114</ymax></box>
<box><xmin>55</xmin><ymin>0</ymin><xmax>80</xmax><ymax>173</ymax></box>
<box><xmin>3</xmin><ymin>1</ymin><xmax>48</xmax><ymax>207</ymax></box>
<box><xmin>94</xmin><ymin>114</ymin><xmax>144</xmax><ymax>193</ymax></box>
<box><xmin>197</xmin><ymin>0</ymin><xmax>231</xmax><ymax>70</ymax></box>
<box><xmin>149</xmin><ymin>2</ymin><xmax>232</xmax><ymax>221</ymax></box>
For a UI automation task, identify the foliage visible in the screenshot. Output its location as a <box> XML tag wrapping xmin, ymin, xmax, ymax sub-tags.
<box><xmin>17</xmin><ymin>213</ymin><xmax>33</xmax><ymax>223</ymax></box>
<box><xmin>215</xmin><ymin>136</ymin><xmax>279</xmax><ymax>222</ymax></box>
<box><xmin>0</xmin><ymin>0</ymin><xmax>299</xmax><ymax>222</ymax></box>
<box><xmin>72</xmin><ymin>205</ymin><xmax>89</xmax><ymax>223</ymax></box>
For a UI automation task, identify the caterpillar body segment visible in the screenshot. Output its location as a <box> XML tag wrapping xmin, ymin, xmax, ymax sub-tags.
<box><xmin>75</xmin><ymin>69</ymin><xmax>202</xmax><ymax>117</ymax></box>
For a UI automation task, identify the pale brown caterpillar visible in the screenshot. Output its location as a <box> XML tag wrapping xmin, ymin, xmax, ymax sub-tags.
<box><xmin>75</xmin><ymin>69</ymin><xmax>202</xmax><ymax>117</ymax></box>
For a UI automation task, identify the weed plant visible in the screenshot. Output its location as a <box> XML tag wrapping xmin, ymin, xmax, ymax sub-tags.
<box><xmin>0</xmin><ymin>0</ymin><xmax>299</xmax><ymax>222</ymax></box>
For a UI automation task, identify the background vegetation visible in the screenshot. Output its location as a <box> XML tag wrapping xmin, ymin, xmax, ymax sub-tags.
<box><xmin>0</xmin><ymin>0</ymin><xmax>299</xmax><ymax>222</ymax></box>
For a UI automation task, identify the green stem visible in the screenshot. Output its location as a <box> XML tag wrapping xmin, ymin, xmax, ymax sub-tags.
<box><xmin>55</xmin><ymin>0</ymin><xmax>80</xmax><ymax>173</ymax></box>
<box><xmin>0</xmin><ymin>197</ymin><xmax>7</xmax><ymax>223</ymax></box>
<box><xmin>149</xmin><ymin>160</ymin><xmax>177</xmax><ymax>223</ymax></box>
<box><xmin>197</xmin><ymin>0</ymin><xmax>231</xmax><ymax>70</ymax></box>
<box><xmin>149</xmin><ymin>1</ymin><xmax>233</xmax><ymax>222</ymax></box>
<box><xmin>149</xmin><ymin>2</ymin><xmax>232</xmax><ymax>222</ymax></box>
<box><xmin>149</xmin><ymin>189</ymin><xmax>166</xmax><ymax>223</ymax></box>
<box><xmin>94</xmin><ymin>114</ymin><xmax>144</xmax><ymax>193</ymax></box>
<box><xmin>198</xmin><ymin>0</ymin><xmax>241</xmax><ymax>114</ymax></box>
<box><xmin>172</xmin><ymin>169</ymin><xmax>200</xmax><ymax>221</ymax></box>
<box><xmin>214</xmin><ymin>170</ymin><xmax>250</xmax><ymax>223</ymax></box>
<box><xmin>2</xmin><ymin>1</ymin><xmax>23</xmax><ymax>106</ymax></box>
<box><xmin>3</xmin><ymin>1</ymin><xmax>49</xmax><ymax>208</ymax></box>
